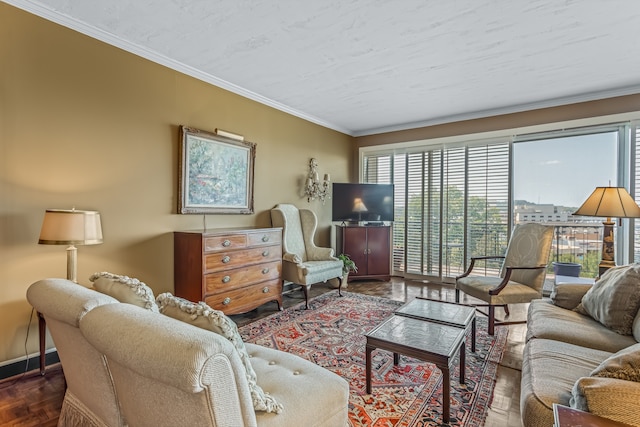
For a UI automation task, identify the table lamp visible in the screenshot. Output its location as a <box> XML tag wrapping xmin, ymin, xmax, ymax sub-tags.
<box><xmin>38</xmin><ymin>209</ymin><xmax>103</xmax><ymax>282</ymax></box>
<box><xmin>573</xmin><ymin>186</ymin><xmax>640</xmax><ymax>276</ymax></box>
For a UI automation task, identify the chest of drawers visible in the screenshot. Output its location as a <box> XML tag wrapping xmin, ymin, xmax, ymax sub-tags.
<box><xmin>174</xmin><ymin>227</ymin><xmax>283</xmax><ymax>315</ymax></box>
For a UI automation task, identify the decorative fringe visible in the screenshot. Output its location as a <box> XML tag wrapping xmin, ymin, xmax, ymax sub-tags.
<box><xmin>58</xmin><ymin>392</ymin><xmax>112</xmax><ymax>427</ymax></box>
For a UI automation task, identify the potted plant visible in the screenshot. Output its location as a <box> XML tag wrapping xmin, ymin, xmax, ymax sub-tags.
<box><xmin>337</xmin><ymin>253</ymin><xmax>357</xmax><ymax>289</ymax></box>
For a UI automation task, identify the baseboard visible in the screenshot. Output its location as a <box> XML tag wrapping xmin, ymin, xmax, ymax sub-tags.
<box><xmin>0</xmin><ymin>351</ymin><xmax>59</xmax><ymax>381</ymax></box>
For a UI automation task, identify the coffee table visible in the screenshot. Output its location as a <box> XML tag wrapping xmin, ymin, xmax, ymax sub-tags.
<box><xmin>395</xmin><ymin>297</ymin><xmax>476</xmax><ymax>352</ymax></box>
<box><xmin>365</xmin><ymin>315</ymin><xmax>466</xmax><ymax>424</ymax></box>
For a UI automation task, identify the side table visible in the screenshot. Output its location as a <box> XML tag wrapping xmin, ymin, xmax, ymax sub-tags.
<box><xmin>553</xmin><ymin>404</ymin><xmax>634</xmax><ymax>427</ymax></box>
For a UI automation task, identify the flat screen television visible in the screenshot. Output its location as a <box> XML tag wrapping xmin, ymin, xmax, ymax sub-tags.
<box><xmin>332</xmin><ymin>183</ymin><xmax>395</xmax><ymax>223</ymax></box>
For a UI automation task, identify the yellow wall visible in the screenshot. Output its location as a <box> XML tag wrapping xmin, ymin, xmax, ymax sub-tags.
<box><xmin>0</xmin><ymin>4</ymin><xmax>352</xmax><ymax>365</ymax></box>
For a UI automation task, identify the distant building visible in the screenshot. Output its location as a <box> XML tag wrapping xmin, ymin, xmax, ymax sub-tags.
<box><xmin>514</xmin><ymin>204</ymin><xmax>569</xmax><ymax>223</ymax></box>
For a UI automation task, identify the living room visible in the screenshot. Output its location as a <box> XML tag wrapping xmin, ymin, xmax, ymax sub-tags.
<box><xmin>3</xmin><ymin>2</ymin><xmax>640</xmax><ymax>426</ymax></box>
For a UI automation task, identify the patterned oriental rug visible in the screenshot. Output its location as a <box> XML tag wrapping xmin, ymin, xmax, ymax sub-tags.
<box><xmin>238</xmin><ymin>291</ymin><xmax>509</xmax><ymax>427</ymax></box>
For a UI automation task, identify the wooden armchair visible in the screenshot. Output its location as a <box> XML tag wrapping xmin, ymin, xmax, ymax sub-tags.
<box><xmin>455</xmin><ymin>223</ymin><xmax>554</xmax><ymax>335</ymax></box>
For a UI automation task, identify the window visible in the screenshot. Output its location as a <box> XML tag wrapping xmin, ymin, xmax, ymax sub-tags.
<box><xmin>362</xmin><ymin>121</ymin><xmax>638</xmax><ymax>282</ymax></box>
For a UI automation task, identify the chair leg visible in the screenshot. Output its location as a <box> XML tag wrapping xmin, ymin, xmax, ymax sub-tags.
<box><xmin>455</xmin><ymin>288</ymin><xmax>460</xmax><ymax>303</ymax></box>
<box><xmin>302</xmin><ymin>285</ymin><xmax>310</xmax><ymax>309</ymax></box>
<box><xmin>503</xmin><ymin>304</ymin><xmax>510</xmax><ymax>316</ymax></box>
<box><xmin>488</xmin><ymin>305</ymin><xmax>495</xmax><ymax>336</ymax></box>
<box><xmin>337</xmin><ymin>277</ymin><xmax>343</xmax><ymax>297</ymax></box>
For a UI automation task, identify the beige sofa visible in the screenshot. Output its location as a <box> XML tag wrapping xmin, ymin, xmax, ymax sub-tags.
<box><xmin>27</xmin><ymin>278</ymin><xmax>349</xmax><ymax>427</ymax></box>
<box><xmin>521</xmin><ymin>272</ymin><xmax>640</xmax><ymax>427</ymax></box>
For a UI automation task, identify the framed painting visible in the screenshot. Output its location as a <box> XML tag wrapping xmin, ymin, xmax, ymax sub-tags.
<box><xmin>178</xmin><ymin>126</ymin><xmax>255</xmax><ymax>214</ymax></box>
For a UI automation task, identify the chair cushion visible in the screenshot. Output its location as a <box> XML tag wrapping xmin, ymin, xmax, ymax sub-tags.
<box><xmin>90</xmin><ymin>272</ymin><xmax>159</xmax><ymax>312</ymax></box>
<box><xmin>502</xmin><ymin>223</ymin><xmax>554</xmax><ymax>293</ymax></box>
<box><xmin>576</xmin><ymin>264</ymin><xmax>640</xmax><ymax>335</ymax></box>
<box><xmin>156</xmin><ymin>293</ymin><xmax>283</xmax><ymax>414</ymax></box>
<box><xmin>456</xmin><ymin>276</ymin><xmax>541</xmax><ymax>305</ymax></box>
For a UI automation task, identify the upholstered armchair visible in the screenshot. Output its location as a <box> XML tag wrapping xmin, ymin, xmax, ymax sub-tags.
<box><xmin>270</xmin><ymin>204</ymin><xmax>344</xmax><ymax>309</ymax></box>
<box><xmin>455</xmin><ymin>222</ymin><xmax>554</xmax><ymax>335</ymax></box>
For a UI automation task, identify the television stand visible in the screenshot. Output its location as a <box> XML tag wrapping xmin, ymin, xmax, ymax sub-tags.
<box><xmin>335</xmin><ymin>224</ymin><xmax>391</xmax><ymax>282</ymax></box>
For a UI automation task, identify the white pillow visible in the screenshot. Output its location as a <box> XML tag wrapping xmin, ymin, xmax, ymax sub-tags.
<box><xmin>156</xmin><ymin>293</ymin><xmax>283</xmax><ymax>414</ymax></box>
<box><xmin>90</xmin><ymin>272</ymin><xmax>159</xmax><ymax>312</ymax></box>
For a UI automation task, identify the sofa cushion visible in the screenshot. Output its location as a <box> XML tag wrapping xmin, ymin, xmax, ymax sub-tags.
<box><xmin>90</xmin><ymin>272</ymin><xmax>159</xmax><ymax>312</ymax></box>
<box><xmin>156</xmin><ymin>293</ymin><xmax>283</xmax><ymax>414</ymax></box>
<box><xmin>526</xmin><ymin>299</ymin><xmax>636</xmax><ymax>352</ymax></box>
<box><xmin>590</xmin><ymin>342</ymin><xmax>640</xmax><ymax>382</ymax></box>
<box><xmin>575</xmin><ymin>264</ymin><xmax>640</xmax><ymax>335</ymax></box>
<box><xmin>520</xmin><ymin>338</ymin><xmax>611</xmax><ymax>427</ymax></box>
<box><xmin>247</xmin><ymin>343</ymin><xmax>350</xmax><ymax>427</ymax></box>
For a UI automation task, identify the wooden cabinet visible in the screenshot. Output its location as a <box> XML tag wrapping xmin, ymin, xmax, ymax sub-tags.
<box><xmin>174</xmin><ymin>227</ymin><xmax>283</xmax><ymax>315</ymax></box>
<box><xmin>335</xmin><ymin>225</ymin><xmax>391</xmax><ymax>281</ymax></box>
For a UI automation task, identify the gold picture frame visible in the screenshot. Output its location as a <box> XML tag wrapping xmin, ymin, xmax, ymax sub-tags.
<box><xmin>178</xmin><ymin>126</ymin><xmax>255</xmax><ymax>214</ymax></box>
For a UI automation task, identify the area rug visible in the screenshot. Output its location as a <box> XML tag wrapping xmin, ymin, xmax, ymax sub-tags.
<box><xmin>239</xmin><ymin>291</ymin><xmax>508</xmax><ymax>426</ymax></box>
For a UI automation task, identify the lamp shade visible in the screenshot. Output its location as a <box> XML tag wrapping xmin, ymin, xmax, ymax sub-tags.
<box><xmin>573</xmin><ymin>187</ymin><xmax>640</xmax><ymax>219</ymax></box>
<box><xmin>38</xmin><ymin>209</ymin><xmax>103</xmax><ymax>245</ymax></box>
<box><xmin>352</xmin><ymin>198</ymin><xmax>368</xmax><ymax>213</ymax></box>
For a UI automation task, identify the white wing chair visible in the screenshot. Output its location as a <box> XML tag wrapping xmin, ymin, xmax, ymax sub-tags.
<box><xmin>270</xmin><ymin>204</ymin><xmax>344</xmax><ymax>309</ymax></box>
<box><xmin>455</xmin><ymin>222</ymin><xmax>554</xmax><ymax>335</ymax></box>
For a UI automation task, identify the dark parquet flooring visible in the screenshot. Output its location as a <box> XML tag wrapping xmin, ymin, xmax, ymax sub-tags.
<box><xmin>0</xmin><ymin>278</ymin><xmax>525</xmax><ymax>426</ymax></box>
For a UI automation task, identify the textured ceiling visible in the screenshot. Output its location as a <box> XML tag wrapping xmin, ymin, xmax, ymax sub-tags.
<box><xmin>6</xmin><ymin>0</ymin><xmax>640</xmax><ymax>136</ymax></box>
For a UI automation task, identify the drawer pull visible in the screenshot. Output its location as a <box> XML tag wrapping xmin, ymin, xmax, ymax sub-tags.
<box><xmin>222</xmin><ymin>297</ymin><xmax>231</xmax><ymax>305</ymax></box>
<box><xmin>222</xmin><ymin>275</ymin><xmax>231</xmax><ymax>283</ymax></box>
<box><xmin>262</xmin><ymin>267</ymin><xmax>270</xmax><ymax>274</ymax></box>
<box><xmin>222</xmin><ymin>239</ymin><xmax>231</xmax><ymax>247</ymax></box>
<box><xmin>262</xmin><ymin>250</ymin><xmax>269</xmax><ymax>257</ymax></box>
<box><xmin>262</xmin><ymin>235</ymin><xmax>269</xmax><ymax>242</ymax></box>
<box><xmin>262</xmin><ymin>287</ymin><xmax>270</xmax><ymax>293</ymax></box>
<box><xmin>222</xmin><ymin>256</ymin><xmax>231</xmax><ymax>263</ymax></box>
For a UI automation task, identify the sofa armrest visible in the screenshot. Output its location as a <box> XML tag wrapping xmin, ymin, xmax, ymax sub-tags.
<box><xmin>550</xmin><ymin>284</ymin><xmax>593</xmax><ymax>310</ymax></box>
<box><xmin>571</xmin><ymin>376</ymin><xmax>640</xmax><ymax>426</ymax></box>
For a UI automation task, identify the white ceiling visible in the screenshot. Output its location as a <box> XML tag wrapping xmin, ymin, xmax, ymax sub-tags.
<box><xmin>6</xmin><ymin>0</ymin><xmax>640</xmax><ymax>136</ymax></box>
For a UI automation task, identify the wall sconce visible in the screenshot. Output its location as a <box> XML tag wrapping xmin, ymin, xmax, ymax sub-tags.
<box><xmin>38</xmin><ymin>208</ymin><xmax>103</xmax><ymax>283</ymax></box>
<box><xmin>304</xmin><ymin>158</ymin><xmax>330</xmax><ymax>203</ymax></box>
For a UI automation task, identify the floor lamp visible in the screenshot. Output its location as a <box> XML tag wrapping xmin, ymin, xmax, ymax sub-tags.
<box><xmin>38</xmin><ymin>209</ymin><xmax>103</xmax><ymax>282</ymax></box>
<box><xmin>573</xmin><ymin>186</ymin><xmax>640</xmax><ymax>277</ymax></box>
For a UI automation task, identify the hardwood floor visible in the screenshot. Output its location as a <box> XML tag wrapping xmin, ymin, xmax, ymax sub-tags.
<box><xmin>0</xmin><ymin>278</ymin><xmax>525</xmax><ymax>426</ymax></box>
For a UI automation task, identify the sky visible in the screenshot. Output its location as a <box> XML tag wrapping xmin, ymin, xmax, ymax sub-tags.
<box><xmin>512</xmin><ymin>132</ymin><xmax>618</xmax><ymax>208</ymax></box>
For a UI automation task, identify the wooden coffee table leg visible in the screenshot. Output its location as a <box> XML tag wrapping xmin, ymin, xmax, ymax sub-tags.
<box><xmin>366</xmin><ymin>343</ymin><xmax>373</xmax><ymax>394</ymax></box>
<box><xmin>471</xmin><ymin>317</ymin><xmax>476</xmax><ymax>352</ymax></box>
<box><xmin>460</xmin><ymin>341</ymin><xmax>466</xmax><ymax>384</ymax></box>
<box><xmin>442</xmin><ymin>365</ymin><xmax>450</xmax><ymax>424</ymax></box>
<box><xmin>393</xmin><ymin>352</ymin><xmax>399</xmax><ymax>365</ymax></box>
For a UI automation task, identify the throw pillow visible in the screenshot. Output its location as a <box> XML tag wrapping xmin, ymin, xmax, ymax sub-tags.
<box><xmin>571</xmin><ymin>376</ymin><xmax>640</xmax><ymax>425</ymax></box>
<box><xmin>590</xmin><ymin>342</ymin><xmax>640</xmax><ymax>382</ymax></box>
<box><xmin>575</xmin><ymin>264</ymin><xmax>640</xmax><ymax>335</ymax></box>
<box><xmin>156</xmin><ymin>293</ymin><xmax>283</xmax><ymax>414</ymax></box>
<box><xmin>90</xmin><ymin>272</ymin><xmax>159</xmax><ymax>312</ymax></box>
<box><xmin>550</xmin><ymin>284</ymin><xmax>593</xmax><ymax>310</ymax></box>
